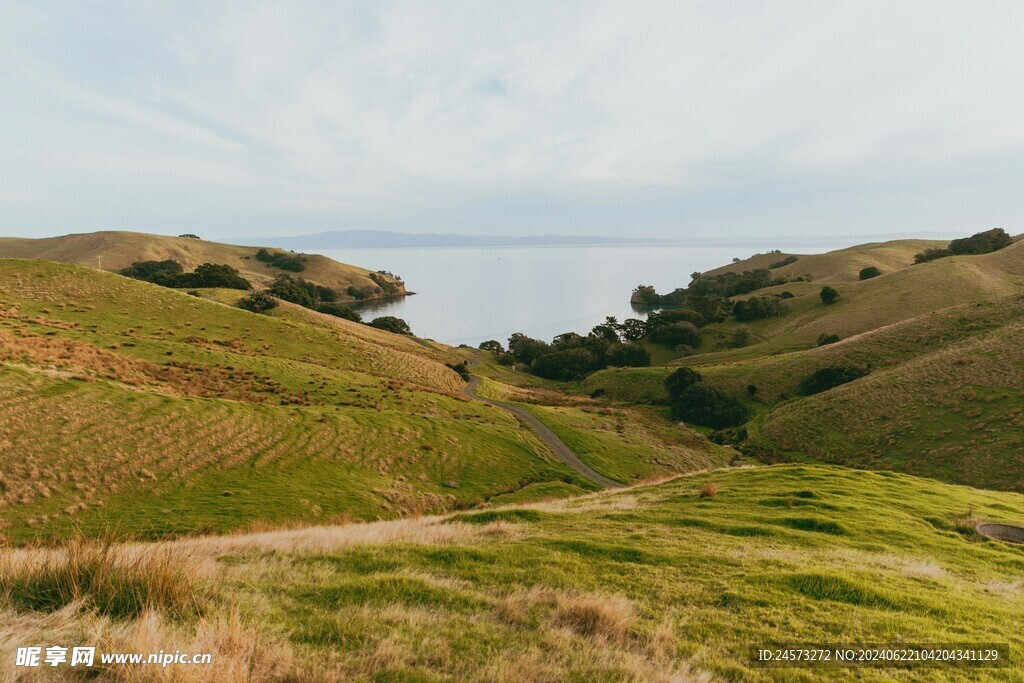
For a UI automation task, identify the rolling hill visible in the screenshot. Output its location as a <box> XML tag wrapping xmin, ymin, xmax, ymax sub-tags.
<box><xmin>584</xmin><ymin>235</ymin><xmax>1024</xmax><ymax>491</ymax></box>
<box><xmin>0</xmin><ymin>259</ymin><xmax>724</xmax><ymax>543</ymax></box>
<box><xmin>0</xmin><ymin>231</ymin><xmax>405</xmax><ymax>301</ymax></box>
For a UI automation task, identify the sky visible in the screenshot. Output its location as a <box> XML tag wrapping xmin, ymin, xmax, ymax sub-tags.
<box><xmin>1</xmin><ymin>1</ymin><xmax>1023</xmax><ymax>241</ymax></box>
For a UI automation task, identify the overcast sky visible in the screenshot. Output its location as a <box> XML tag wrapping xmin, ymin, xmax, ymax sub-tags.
<box><xmin>1</xmin><ymin>1</ymin><xmax>1022</xmax><ymax>240</ymax></box>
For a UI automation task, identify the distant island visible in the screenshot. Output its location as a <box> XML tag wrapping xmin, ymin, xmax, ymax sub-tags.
<box><xmin>220</xmin><ymin>229</ymin><xmax>673</xmax><ymax>250</ymax></box>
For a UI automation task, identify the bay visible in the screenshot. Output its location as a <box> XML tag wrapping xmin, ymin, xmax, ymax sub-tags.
<box><xmin>321</xmin><ymin>243</ymin><xmax>841</xmax><ymax>347</ymax></box>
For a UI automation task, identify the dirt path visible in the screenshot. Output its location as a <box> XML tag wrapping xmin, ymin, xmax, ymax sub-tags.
<box><xmin>462</xmin><ymin>366</ymin><xmax>623</xmax><ymax>489</ymax></box>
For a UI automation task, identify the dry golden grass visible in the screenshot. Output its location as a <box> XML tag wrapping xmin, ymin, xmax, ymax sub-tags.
<box><xmin>178</xmin><ymin>516</ymin><xmax>520</xmax><ymax>555</ymax></box>
<box><xmin>0</xmin><ymin>538</ymin><xmax>205</xmax><ymax>619</ymax></box>
<box><xmin>0</xmin><ymin>605</ymin><xmax>326</xmax><ymax>683</ymax></box>
<box><xmin>551</xmin><ymin>592</ymin><xmax>635</xmax><ymax>642</ymax></box>
<box><xmin>698</xmin><ymin>482</ymin><xmax>719</xmax><ymax>498</ymax></box>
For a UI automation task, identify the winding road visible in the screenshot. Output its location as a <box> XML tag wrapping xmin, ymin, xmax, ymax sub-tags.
<box><xmin>462</xmin><ymin>367</ymin><xmax>623</xmax><ymax>489</ymax></box>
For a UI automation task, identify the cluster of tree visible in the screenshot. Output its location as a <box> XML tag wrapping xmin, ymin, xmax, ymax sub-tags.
<box><xmin>266</xmin><ymin>275</ymin><xmax>364</xmax><ymax>321</ymax></box>
<box><xmin>768</xmin><ymin>255</ymin><xmax>799</xmax><ymax>269</ymax></box>
<box><xmin>255</xmin><ymin>248</ymin><xmax>306</xmax><ymax>272</ymax></box>
<box><xmin>914</xmin><ymin>228</ymin><xmax>1013</xmax><ymax>264</ymax></box>
<box><xmin>687</xmin><ymin>268</ymin><xmax>795</xmax><ymax>298</ymax></box>
<box><xmin>367</xmin><ymin>316</ymin><xmax>412</xmax><ymax>335</ymax></box>
<box><xmin>496</xmin><ymin>318</ymin><xmax>651</xmax><ymax>381</ymax></box>
<box><xmin>121</xmin><ymin>260</ymin><xmax>251</xmax><ymax>290</ymax></box>
<box><xmin>800</xmin><ymin>364</ymin><xmax>868</xmax><ymax>395</ymax></box>
<box><xmin>663</xmin><ymin>367</ymin><xmax>750</xmax><ymax>429</ymax></box>
<box><xmin>913</xmin><ymin>247</ymin><xmax>953</xmax><ymax>264</ymax></box>
<box><xmin>858</xmin><ymin>266</ymin><xmax>881</xmax><ymax>280</ymax></box>
<box><xmin>732</xmin><ymin>295</ymin><xmax>789</xmax><ymax>321</ymax></box>
<box><xmin>949</xmin><ymin>228</ymin><xmax>1013</xmax><ymax>254</ymax></box>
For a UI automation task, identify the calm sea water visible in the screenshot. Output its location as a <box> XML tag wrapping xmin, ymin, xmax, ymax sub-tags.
<box><xmin>321</xmin><ymin>244</ymin><xmax>834</xmax><ymax>347</ymax></box>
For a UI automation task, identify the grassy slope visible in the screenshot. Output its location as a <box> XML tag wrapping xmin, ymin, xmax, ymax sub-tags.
<box><xmin>755</xmin><ymin>316</ymin><xmax>1024</xmax><ymax>491</ymax></box>
<box><xmin>0</xmin><ymin>230</ymin><xmax>403</xmax><ymax>298</ymax></box>
<box><xmin>6</xmin><ymin>465</ymin><xmax>1022</xmax><ymax>681</ymax></box>
<box><xmin>701</xmin><ymin>239</ymin><xmax>948</xmax><ymax>282</ymax></box>
<box><xmin>0</xmin><ymin>260</ymin><xmax>723</xmax><ymax>542</ymax></box>
<box><xmin>583</xmin><ymin>242</ymin><xmax>1024</xmax><ymax>490</ymax></box>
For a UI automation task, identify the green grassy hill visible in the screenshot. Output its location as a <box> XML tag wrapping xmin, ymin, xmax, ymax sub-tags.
<box><xmin>4</xmin><ymin>465</ymin><xmax>1022</xmax><ymax>681</ymax></box>
<box><xmin>0</xmin><ymin>230</ymin><xmax>404</xmax><ymax>300</ymax></box>
<box><xmin>0</xmin><ymin>259</ymin><xmax>723</xmax><ymax>543</ymax></box>
<box><xmin>584</xmin><ymin>239</ymin><xmax>1024</xmax><ymax>491</ymax></box>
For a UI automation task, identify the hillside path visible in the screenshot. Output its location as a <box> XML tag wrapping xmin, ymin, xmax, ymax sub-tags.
<box><xmin>462</xmin><ymin>364</ymin><xmax>623</xmax><ymax>489</ymax></box>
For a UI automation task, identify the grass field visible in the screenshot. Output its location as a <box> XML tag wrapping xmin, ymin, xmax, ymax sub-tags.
<box><xmin>2</xmin><ymin>465</ymin><xmax>1022</xmax><ymax>681</ymax></box>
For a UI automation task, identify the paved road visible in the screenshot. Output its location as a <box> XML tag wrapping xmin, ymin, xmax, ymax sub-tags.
<box><xmin>462</xmin><ymin>368</ymin><xmax>623</xmax><ymax>489</ymax></box>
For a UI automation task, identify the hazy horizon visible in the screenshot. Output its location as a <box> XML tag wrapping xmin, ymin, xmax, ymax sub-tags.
<box><xmin>2</xmin><ymin>2</ymin><xmax>1022</xmax><ymax>240</ymax></box>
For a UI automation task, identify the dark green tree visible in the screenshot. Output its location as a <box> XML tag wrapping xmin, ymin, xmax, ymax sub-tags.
<box><xmin>663</xmin><ymin>367</ymin><xmax>702</xmax><ymax>399</ymax></box>
<box><xmin>368</xmin><ymin>316</ymin><xmax>412</xmax><ymax>335</ymax></box>
<box><xmin>670</xmin><ymin>384</ymin><xmax>750</xmax><ymax>428</ymax></box>
<box><xmin>819</xmin><ymin>286</ymin><xmax>840</xmax><ymax>305</ymax></box>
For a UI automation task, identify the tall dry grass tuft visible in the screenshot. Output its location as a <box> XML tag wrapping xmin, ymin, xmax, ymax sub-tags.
<box><xmin>551</xmin><ymin>593</ymin><xmax>634</xmax><ymax>642</ymax></box>
<box><xmin>0</xmin><ymin>537</ymin><xmax>203</xmax><ymax>619</ymax></box>
<box><xmin>698</xmin><ymin>482</ymin><xmax>719</xmax><ymax>499</ymax></box>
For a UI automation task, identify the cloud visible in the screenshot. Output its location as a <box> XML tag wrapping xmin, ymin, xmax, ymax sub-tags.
<box><xmin>0</xmin><ymin>0</ymin><xmax>1022</xmax><ymax>238</ymax></box>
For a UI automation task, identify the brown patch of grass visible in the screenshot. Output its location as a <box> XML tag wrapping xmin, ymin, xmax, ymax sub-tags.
<box><xmin>0</xmin><ymin>537</ymin><xmax>204</xmax><ymax>619</ymax></box>
<box><xmin>551</xmin><ymin>593</ymin><xmax>635</xmax><ymax>642</ymax></box>
<box><xmin>698</xmin><ymin>482</ymin><xmax>719</xmax><ymax>498</ymax></box>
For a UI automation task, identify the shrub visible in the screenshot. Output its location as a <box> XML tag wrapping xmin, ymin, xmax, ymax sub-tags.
<box><xmin>317</xmin><ymin>303</ymin><xmax>361</xmax><ymax>322</ymax></box>
<box><xmin>800</xmin><ymin>365</ymin><xmax>868</xmax><ymax>395</ymax></box>
<box><xmin>948</xmin><ymin>228</ymin><xmax>1012</xmax><ymax>255</ymax></box>
<box><xmin>858</xmin><ymin>266</ymin><xmax>881</xmax><ymax>280</ymax></box>
<box><xmin>368</xmin><ymin>316</ymin><xmax>412</xmax><ymax>335</ymax></box>
<box><xmin>670</xmin><ymin>383</ymin><xmax>750</xmax><ymax>428</ymax></box>
<box><xmin>819</xmin><ymin>286</ymin><xmax>839</xmax><ymax>305</ymax></box>
<box><xmin>605</xmin><ymin>343</ymin><xmax>651</xmax><ymax>367</ymax></box>
<box><xmin>663</xmin><ymin>367</ymin><xmax>702</xmax><ymax>399</ymax></box>
<box><xmin>914</xmin><ymin>248</ymin><xmax>952</xmax><ymax>264</ymax></box>
<box><xmin>816</xmin><ymin>333</ymin><xmax>840</xmax><ymax>346</ymax></box>
<box><xmin>238</xmin><ymin>291</ymin><xmax>278</xmax><ymax>314</ymax></box>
